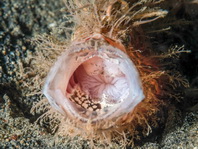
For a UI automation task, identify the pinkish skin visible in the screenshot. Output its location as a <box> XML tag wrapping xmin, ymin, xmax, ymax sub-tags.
<box><xmin>43</xmin><ymin>38</ymin><xmax>145</xmax><ymax>122</ymax></box>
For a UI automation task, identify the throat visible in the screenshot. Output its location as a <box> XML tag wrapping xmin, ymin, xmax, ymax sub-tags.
<box><xmin>66</xmin><ymin>56</ymin><xmax>129</xmax><ymax>116</ymax></box>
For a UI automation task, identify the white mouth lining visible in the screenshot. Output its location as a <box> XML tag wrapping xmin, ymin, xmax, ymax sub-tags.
<box><xmin>43</xmin><ymin>43</ymin><xmax>145</xmax><ymax>122</ymax></box>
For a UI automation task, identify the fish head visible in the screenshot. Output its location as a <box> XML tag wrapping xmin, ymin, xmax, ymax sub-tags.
<box><xmin>43</xmin><ymin>37</ymin><xmax>144</xmax><ymax>123</ymax></box>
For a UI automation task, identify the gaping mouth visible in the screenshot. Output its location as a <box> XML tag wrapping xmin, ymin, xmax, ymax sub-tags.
<box><xmin>66</xmin><ymin>56</ymin><xmax>129</xmax><ymax>119</ymax></box>
<box><xmin>44</xmin><ymin>42</ymin><xmax>144</xmax><ymax>123</ymax></box>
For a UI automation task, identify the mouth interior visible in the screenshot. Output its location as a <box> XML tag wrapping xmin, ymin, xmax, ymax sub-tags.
<box><xmin>66</xmin><ymin>56</ymin><xmax>129</xmax><ymax>118</ymax></box>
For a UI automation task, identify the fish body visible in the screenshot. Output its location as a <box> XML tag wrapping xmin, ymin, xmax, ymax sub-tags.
<box><xmin>31</xmin><ymin>0</ymin><xmax>186</xmax><ymax>146</ymax></box>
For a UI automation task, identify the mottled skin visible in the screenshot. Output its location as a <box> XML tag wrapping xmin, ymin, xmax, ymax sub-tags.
<box><xmin>68</xmin><ymin>88</ymin><xmax>101</xmax><ymax>113</ymax></box>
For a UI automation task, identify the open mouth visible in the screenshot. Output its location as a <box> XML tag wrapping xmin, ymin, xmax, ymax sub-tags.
<box><xmin>66</xmin><ymin>56</ymin><xmax>129</xmax><ymax>119</ymax></box>
<box><xmin>44</xmin><ymin>42</ymin><xmax>144</xmax><ymax>122</ymax></box>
